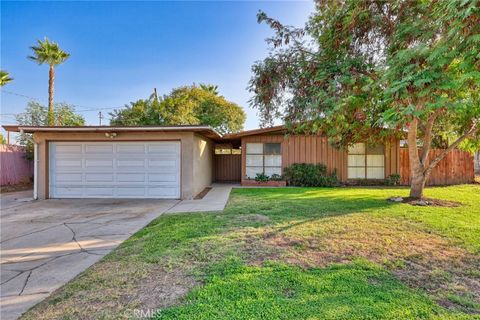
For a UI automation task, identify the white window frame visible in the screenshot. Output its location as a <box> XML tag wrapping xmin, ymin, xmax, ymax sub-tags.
<box><xmin>347</xmin><ymin>143</ymin><xmax>385</xmax><ymax>179</ymax></box>
<box><xmin>245</xmin><ymin>142</ymin><xmax>282</xmax><ymax>179</ymax></box>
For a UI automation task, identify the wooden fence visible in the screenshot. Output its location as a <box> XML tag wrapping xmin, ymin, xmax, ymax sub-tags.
<box><xmin>0</xmin><ymin>145</ymin><xmax>33</xmax><ymax>186</ymax></box>
<box><xmin>399</xmin><ymin>148</ymin><xmax>474</xmax><ymax>186</ymax></box>
<box><xmin>215</xmin><ymin>154</ymin><xmax>241</xmax><ymax>182</ymax></box>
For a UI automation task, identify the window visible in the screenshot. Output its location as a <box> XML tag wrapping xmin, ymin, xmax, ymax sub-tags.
<box><xmin>245</xmin><ymin>143</ymin><xmax>282</xmax><ymax>178</ymax></box>
<box><xmin>215</xmin><ymin>148</ymin><xmax>241</xmax><ymax>155</ymax></box>
<box><xmin>347</xmin><ymin>143</ymin><xmax>385</xmax><ymax>179</ymax></box>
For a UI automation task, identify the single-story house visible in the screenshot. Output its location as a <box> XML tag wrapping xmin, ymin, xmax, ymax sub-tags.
<box><xmin>2</xmin><ymin>124</ymin><xmax>473</xmax><ymax>200</ymax></box>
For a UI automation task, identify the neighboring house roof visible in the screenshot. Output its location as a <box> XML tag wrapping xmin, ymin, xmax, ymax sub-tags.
<box><xmin>2</xmin><ymin>125</ymin><xmax>223</xmax><ymax>140</ymax></box>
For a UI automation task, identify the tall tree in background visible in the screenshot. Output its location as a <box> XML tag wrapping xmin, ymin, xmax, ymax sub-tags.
<box><xmin>0</xmin><ymin>70</ymin><xmax>13</xmax><ymax>86</ymax></box>
<box><xmin>250</xmin><ymin>0</ymin><xmax>479</xmax><ymax>198</ymax></box>
<box><xmin>110</xmin><ymin>84</ymin><xmax>246</xmax><ymax>134</ymax></box>
<box><xmin>28</xmin><ymin>38</ymin><xmax>70</xmax><ymax>126</ymax></box>
<box><xmin>16</xmin><ymin>101</ymin><xmax>85</xmax><ymax>159</ymax></box>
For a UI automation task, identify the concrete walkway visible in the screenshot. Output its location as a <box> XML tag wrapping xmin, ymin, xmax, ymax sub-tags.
<box><xmin>0</xmin><ymin>184</ymin><xmax>234</xmax><ymax>319</ymax></box>
<box><xmin>0</xmin><ymin>192</ymin><xmax>178</xmax><ymax>320</ymax></box>
<box><xmin>167</xmin><ymin>184</ymin><xmax>235</xmax><ymax>213</ymax></box>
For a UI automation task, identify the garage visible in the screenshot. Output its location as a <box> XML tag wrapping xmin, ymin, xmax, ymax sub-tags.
<box><xmin>49</xmin><ymin>141</ymin><xmax>181</xmax><ymax>199</ymax></box>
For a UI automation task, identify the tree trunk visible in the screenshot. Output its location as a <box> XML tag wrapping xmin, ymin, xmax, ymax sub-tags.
<box><xmin>48</xmin><ymin>64</ymin><xmax>55</xmax><ymax>125</ymax></box>
<box><xmin>407</xmin><ymin>114</ymin><xmax>478</xmax><ymax>199</ymax></box>
<box><xmin>407</xmin><ymin>118</ymin><xmax>427</xmax><ymax>199</ymax></box>
<box><xmin>409</xmin><ymin>167</ymin><xmax>428</xmax><ymax>198</ymax></box>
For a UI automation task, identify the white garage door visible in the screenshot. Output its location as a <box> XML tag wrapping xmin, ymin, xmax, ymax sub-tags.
<box><xmin>49</xmin><ymin>141</ymin><xmax>181</xmax><ymax>199</ymax></box>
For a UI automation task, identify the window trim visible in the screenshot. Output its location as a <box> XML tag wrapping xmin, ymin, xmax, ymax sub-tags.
<box><xmin>347</xmin><ymin>143</ymin><xmax>385</xmax><ymax>180</ymax></box>
<box><xmin>245</xmin><ymin>142</ymin><xmax>282</xmax><ymax>179</ymax></box>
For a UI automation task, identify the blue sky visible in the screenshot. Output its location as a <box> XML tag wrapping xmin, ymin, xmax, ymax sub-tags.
<box><xmin>1</xmin><ymin>1</ymin><xmax>313</xmax><ymax>134</ymax></box>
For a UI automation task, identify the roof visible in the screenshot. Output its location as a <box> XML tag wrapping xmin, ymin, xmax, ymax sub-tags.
<box><xmin>2</xmin><ymin>124</ymin><xmax>289</xmax><ymax>141</ymax></box>
<box><xmin>1</xmin><ymin>125</ymin><xmax>223</xmax><ymax>140</ymax></box>
<box><xmin>223</xmin><ymin>125</ymin><xmax>286</xmax><ymax>139</ymax></box>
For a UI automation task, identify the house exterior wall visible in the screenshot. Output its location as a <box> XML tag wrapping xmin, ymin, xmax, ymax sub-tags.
<box><xmin>192</xmin><ymin>134</ymin><xmax>214</xmax><ymax>197</ymax></box>
<box><xmin>241</xmin><ymin>134</ymin><xmax>400</xmax><ymax>183</ymax></box>
<box><xmin>32</xmin><ymin>131</ymin><xmax>210</xmax><ymax>200</ymax></box>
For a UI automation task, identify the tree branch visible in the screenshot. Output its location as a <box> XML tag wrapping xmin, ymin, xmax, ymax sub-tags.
<box><xmin>420</xmin><ymin>110</ymin><xmax>440</xmax><ymax>165</ymax></box>
<box><xmin>424</xmin><ymin>121</ymin><xmax>479</xmax><ymax>176</ymax></box>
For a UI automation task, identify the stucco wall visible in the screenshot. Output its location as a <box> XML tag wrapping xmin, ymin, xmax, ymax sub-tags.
<box><xmin>32</xmin><ymin>131</ymin><xmax>198</xmax><ymax>200</ymax></box>
<box><xmin>192</xmin><ymin>134</ymin><xmax>214</xmax><ymax>196</ymax></box>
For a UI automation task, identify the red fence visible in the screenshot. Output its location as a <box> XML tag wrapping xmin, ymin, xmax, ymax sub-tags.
<box><xmin>0</xmin><ymin>145</ymin><xmax>33</xmax><ymax>186</ymax></box>
<box><xmin>400</xmin><ymin>148</ymin><xmax>474</xmax><ymax>186</ymax></box>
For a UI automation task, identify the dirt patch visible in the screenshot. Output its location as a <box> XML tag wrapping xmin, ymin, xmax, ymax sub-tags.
<box><xmin>236</xmin><ymin>214</ymin><xmax>271</xmax><ymax>224</ymax></box>
<box><xmin>0</xmin><ymin>183</ymin><xmax>32</xmax><ymax>193</ymax></box>
<box><xmin>260</xmin><ymin>216</ymin><xmax>480</xmax><ymax>313</ymax></box>
<box><xmin>194</xmin><ymin>187</ymin><xmax>212</xmax><ymax>200</ymax></box>
<box><xmin>389</xmin><ymin>196</ymin><xmax>462</xmax><ymax>207</ymax></box>
<box><xmin>123</xmin><ymin>266</ymin><xmax>199</xmax><ymax>311</ymax></box>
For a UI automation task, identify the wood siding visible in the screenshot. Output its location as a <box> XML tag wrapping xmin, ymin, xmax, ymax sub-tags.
<box><xmin>241</xmin><ymin>135</ymin><xmax>400</xmax><ymax>182</ymax></box>
<box><xmin>215</xmin><ymin>154</ymin><xmax>241</xmax><ymax>182</ymax></box>
<box><xmin>399</xmin><ymin>148</ymin><xmax>474</xmax><ymax>186</ymax></box>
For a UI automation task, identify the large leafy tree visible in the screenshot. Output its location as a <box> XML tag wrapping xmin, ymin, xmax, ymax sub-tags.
<box><xmin>110</xmin><ymin>84</ymin><xmax>246</xmax><ymax>134</ymax></box>
<box><xmin>249</xmin><ymin>0</ymin><xmax>480</xmax><ymax>198</ymax></box>
<box><xmin>0</xmin><ymin>70</ymin><xmax>13</xmax><ymax>86</ymax></box>
<box><xmin>28</xmin><ymin>38</ymin><xmax>70</xmax><ymax>126</ymax></box>
<box><xmin>16</xmin><ymin>101</ymin><xmax>85</xmax><ymax>159</ymax></box>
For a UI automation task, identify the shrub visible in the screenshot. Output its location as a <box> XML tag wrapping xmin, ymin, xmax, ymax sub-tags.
<box><xmin>283</xmin><ymin>163</ymin><xmax>338</xmax><ymax>187</ymax></box>
<box><xmin>269</xmin><ymin>173</ymin><xmax>283</xmax><ymax>181</ymax></box>
<box><xmin>386</xmin><ymin>174</ymin><xmax>401</xmax><ymax>186</ymax></box>
<box><xmin>254</xmin><ymin>172</ymin><xmax>270</xmax><ymax>182</ymax></box>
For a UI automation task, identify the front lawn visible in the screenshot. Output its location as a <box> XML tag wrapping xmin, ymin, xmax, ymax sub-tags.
<box><xmin>22</xmin><ymin>185</ymin><xmax>480</xmax><ymax>319</ymax></box>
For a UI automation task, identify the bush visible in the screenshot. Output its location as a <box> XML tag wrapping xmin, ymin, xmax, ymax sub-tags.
<box><xmin>269</xmin><ymin>173</ymin><xmax>283</xmax><ymax>181</ymax></box>
<box><xmin>283</xmin><ymin>163</ymin><xmax>338</xmax><ymax>187</ymax></box>
<box><xmin>254</xmin><ymin>172</ymin><xmax>270</xmax><ymax>182</ymax></box>
<box><xmin>386</xmin><ymin>174</ymin><xmax>401</xmax><ymax>186</ymax></box>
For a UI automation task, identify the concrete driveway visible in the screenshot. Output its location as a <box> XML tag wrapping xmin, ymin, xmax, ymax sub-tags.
<box><xmin>0</xmin><ymin>191</ymin><xmax>178</xmax><ymax>320</ymax></box>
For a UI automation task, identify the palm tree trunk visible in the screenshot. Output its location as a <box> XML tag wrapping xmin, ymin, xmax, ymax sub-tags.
<box><xmin>48</xmin><ymin>64</ymin><xmax>55</xmax><ymax>125</ymax></box>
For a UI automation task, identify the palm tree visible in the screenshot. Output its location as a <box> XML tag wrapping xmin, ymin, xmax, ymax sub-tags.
<box><xmin>0</xmin><ymin>70</ymin><xmax>13</xmax><ymax>86</ymax></box>
<box><xmin>28</xmin><ymin>38</ymin><xmax>70</xmax><ymax>125</ymax></box>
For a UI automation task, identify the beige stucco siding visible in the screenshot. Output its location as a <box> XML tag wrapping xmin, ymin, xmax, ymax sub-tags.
<box><xmin>32</xmin><ymin>131</ymin><xmax>206</xmax><ymax>200</ymax></box>
<box><xmin>192</xmin><ymin>134</ymin><xmax>214</xmax><ymax>197</ymax></box>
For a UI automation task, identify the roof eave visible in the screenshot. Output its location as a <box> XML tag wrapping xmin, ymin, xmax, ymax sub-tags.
<box><xmin>1</xmin><ymin>125</ymin><xmax>223</xmax><ymax>139</ymax></box>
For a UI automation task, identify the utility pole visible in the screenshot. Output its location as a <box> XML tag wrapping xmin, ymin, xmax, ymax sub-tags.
<box><xmin>98</xmin><ymin>111</ymin><xmax>104</xmax><ymax>126</ymax></box>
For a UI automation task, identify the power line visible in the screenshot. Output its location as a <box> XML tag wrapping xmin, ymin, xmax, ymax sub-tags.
<box><xmin>1</xmin><ymin>89</ymin><xmax>118</xmax><ymax>112</ymax></box>
<box><xmin>1</xmin><ymin>90</ymin><xmax>40</xmax><ymax>101</ymax></box>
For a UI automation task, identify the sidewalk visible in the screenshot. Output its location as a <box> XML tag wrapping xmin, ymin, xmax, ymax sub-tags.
<box><xmin>166</xmin><ymin>183</ymin><xmax>235</xmax><ymax>213</ymax></box>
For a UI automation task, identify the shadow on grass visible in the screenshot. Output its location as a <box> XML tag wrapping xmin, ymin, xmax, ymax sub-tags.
<box><xmin>118</xmin><ymin>187</ymin><xmax>401</xmax><ymax>264</ymax></box>
<box><xmin>155</xmin><ymin>259</ymin><xmax>447</xmax><ymax>320</ymax></box>
<box><xmin>113</xmin><ymin>187</ymin><xmax>480</xmax><ymax>314</ymax></box>
<box><xmin>20</xmin><ymin>187</ymin><xmax>480</xmax><ymax>319</ymax></box>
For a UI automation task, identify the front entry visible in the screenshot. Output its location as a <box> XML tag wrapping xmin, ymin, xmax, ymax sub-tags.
<box><xmin>214</xmin><ymin>154</ymin><xmax>241</xmax><ymax>182</ymax></box>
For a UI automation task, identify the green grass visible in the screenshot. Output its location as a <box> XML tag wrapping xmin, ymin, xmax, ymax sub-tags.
<box><xmin>156</xmin><ymin>260</ymin><xmax>451</xmax><ymax>320</ymax></box>
<box><xmin>22</xmin><ymin>185</ymin><xmax>480</xmax><ymax>319</ymax></box>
